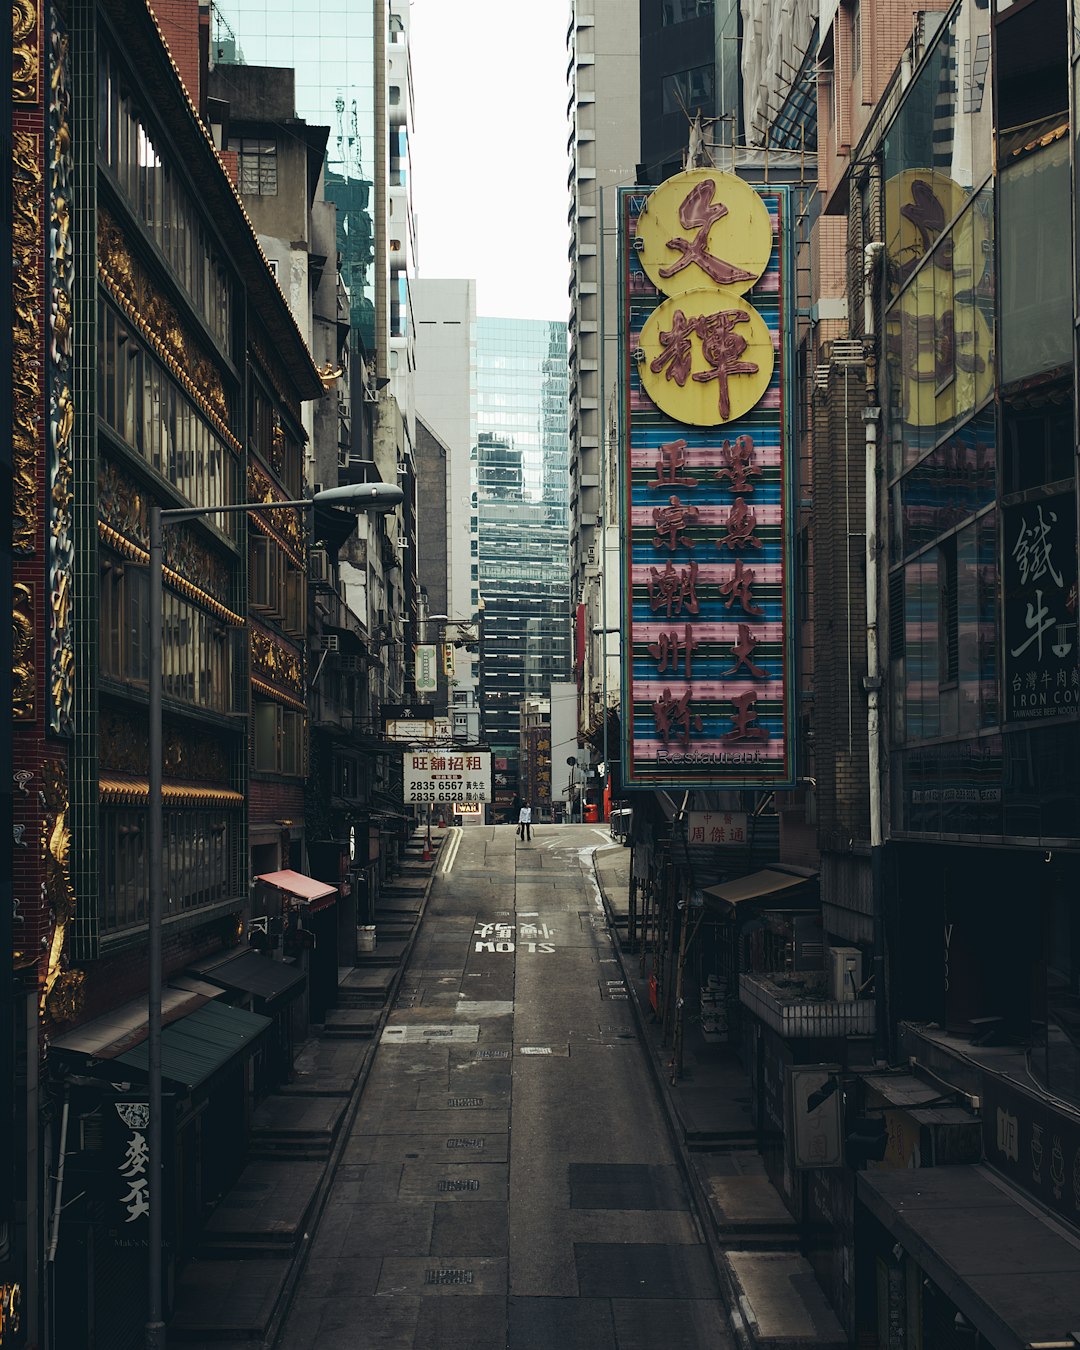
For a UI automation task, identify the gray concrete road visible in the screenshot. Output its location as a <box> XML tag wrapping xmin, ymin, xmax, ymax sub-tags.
<box><xmin>276</xmin><ymin>824</ymin><xmax>733</xmax><ymax>1349</ymax></box>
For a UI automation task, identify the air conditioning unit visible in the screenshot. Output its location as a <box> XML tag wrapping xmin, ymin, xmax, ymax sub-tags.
<box><xmin>309</xmin><ymin>548</ymin><xmax>331</xmax><ymax>584</ymax></box>
<box><xmin>397</xmin><ymin>461</ymin><xmax>408</xmax><ymax>476</ymax></box>
<box><xmin>827</xmin><ymin>947</ymin><xmax>863</xmax><ymax>1003</ymax></box>
<box><xmin>397</xmin><ymin>536</ymin><xmax>409</xmax><ymax>549</ymax></box>
<box><xmin>321</xmin><ymin>633</ymin><xmax>340</xmax><ymax>653</ymax></box>
<box><xmin>338</xmin><ymin>655</ymin><xmax>363</xmax><ymax>673</ymax></box>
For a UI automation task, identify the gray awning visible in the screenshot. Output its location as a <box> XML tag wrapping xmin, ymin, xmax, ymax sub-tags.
<box><xmin>51</xmin><ymin>987</ymin><xmax>209</xmax><ymax>1059</ymax></box>
<box><xmin>859</xmin><ymin>1164</ymin><xmax>1080</xmax><ymax>1350</ymax></box>
<box><xmin>703</xmin><ymin>868</ymin><xmax>817</xmax><ymax>908</ymax></box>
<box><xmin>113</xmin><ymin>1001</ymin><xmax>271</xmax><ymax>1092</ymax></box>
<box><xmin>193</xmin><ymin>952</ymin><xmax>306</xmax><ymax>1008</ymax></box>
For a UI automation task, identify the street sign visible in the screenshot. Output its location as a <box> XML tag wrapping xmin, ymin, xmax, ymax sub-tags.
<box><xmin>414</xmin><ymin>645</ymin><xmax>438</xmax><ymax>693</ymax></box>
<box><xmin>404</xmin><ymin>751</ymin><xmax>492</xmax><ymax>804</ymax></box>
<box><xmin>385</xmin><ymin>717</ymin><xmax>454</xmax><ymax>742</ymax></box>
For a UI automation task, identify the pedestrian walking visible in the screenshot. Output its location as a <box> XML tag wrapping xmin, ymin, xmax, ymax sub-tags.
<box><xmin>517</xmin><ymin>802</ymin><xmax>532</xmax><ymax>842</ymax></box>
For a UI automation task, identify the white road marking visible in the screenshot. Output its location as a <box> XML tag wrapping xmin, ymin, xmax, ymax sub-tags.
<box><xmin>439</xmin><ymin>827</ymin><xmax>463</xmax><ymax>875</ymax></box>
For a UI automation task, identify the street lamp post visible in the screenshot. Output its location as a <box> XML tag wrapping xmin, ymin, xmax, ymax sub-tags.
<box><xmin>145</xmin><ymin>482</ymin><xmax>402</xmax><ymax>1349</ymax></box>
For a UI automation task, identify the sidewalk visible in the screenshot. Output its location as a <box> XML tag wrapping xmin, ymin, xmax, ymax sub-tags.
<box><xmin>168</xmin><ymin>826</ymin><xmax>445</xmax><ymax>1346</ymax></box>
<box><xmin>592</xmin><ymin>843</ymin><xmax>846</xmax><ymax>1350</ymax></box>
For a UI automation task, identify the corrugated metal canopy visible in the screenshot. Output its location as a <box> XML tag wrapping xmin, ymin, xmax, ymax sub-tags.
<box><xmin>114</xmin><ymin>1001</ymin><xmax>271</xmax><ymax>1092</ymax></box>
<box><xmin>194</xmin><ymin>952</ymin><xmax>305</xmax><ymax>1006</ymax></box>
<box><xmin>703</xmin><ymin>868</ymin><xmax>816</xmax><ymax>907</ymax></box>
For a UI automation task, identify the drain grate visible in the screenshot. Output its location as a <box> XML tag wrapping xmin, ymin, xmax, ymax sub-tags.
<box><xmin>446</xmin><ymin>1137</ymin><xmax>485</xmax><ymax>1150</ymax></box>
<box><xmin>448</xmin><ymin>1097</ymin><xmax>483</xmax><ymax>1108</ymax></box>
<box><xmin>438</xmin><ymin>1178</ymin><xmax>480</xmax><ymax>1193</ymax></box>
<box><xmin>475</xmin><ymin>1048</ymin><xmax>510</xmax><ymax>1060</ymax></box>
<box><xmin>425</xmin><ymin>1269</ymin><xmax>474</xmax><ymax>1286</ymax></box>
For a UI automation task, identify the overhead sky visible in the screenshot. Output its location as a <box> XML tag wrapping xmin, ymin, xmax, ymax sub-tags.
<box><xmin>409</xmin><ymin>0</ymin><xmax>570</xmax><ymax>321</ymax></box>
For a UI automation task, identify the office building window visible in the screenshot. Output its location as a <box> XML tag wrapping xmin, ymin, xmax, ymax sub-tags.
<box><xmin>662</xmin><ymin>64</ymin><xmax>715</xmax><ymax>116</ymax></box>
<box><xmin>662</xmin><ymin>0</ymin><xmax>713</xmax><ymax>21</ymax></box>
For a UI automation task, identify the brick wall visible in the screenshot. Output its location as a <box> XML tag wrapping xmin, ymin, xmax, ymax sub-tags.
<box><xmin>147</xmin><ymin>0</ymin><xmax>201</xmax><ymax>106</ymax></box>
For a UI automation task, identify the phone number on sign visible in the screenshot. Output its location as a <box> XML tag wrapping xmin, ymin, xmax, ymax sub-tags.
<box><xmin>406</xmin><ymin>787</ymin><xmax>485</xmax><ymax>803</ymax></box>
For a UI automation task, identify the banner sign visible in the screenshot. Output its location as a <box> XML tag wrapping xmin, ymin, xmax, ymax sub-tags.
<box><xmin>1003</xmin><ymin>492</ymin><xmax>1079</xmax><ymax>722</ymax></box>
<box><xmin>685</xmin><ymin>810</ymin><xmax>748</xmax><ymax>845</ymax></box>
<box><xmin>620</xmin><ymin>172</ymin><xmax>795</xmax><ymax>790</ymax></box>
<box><xmin>384</xmin><ymin>716</ymin><xmax>454</xmax><ymax>742</ymax></box>
<box><xmin>404</xmin><ymin>750</ymin><xmax>492</xmax><ymax>804</ymax></box>
<box><xmin>414</xmin><ymin>645</ymin><xmax>438</xmax><ymax>693</ymax></box>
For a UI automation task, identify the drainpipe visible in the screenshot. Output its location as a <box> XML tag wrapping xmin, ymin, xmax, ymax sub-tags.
<box><xmin>863</xmin><ymin>240</ymin><xmax>888</xmax><ymax>1063</ymax></box>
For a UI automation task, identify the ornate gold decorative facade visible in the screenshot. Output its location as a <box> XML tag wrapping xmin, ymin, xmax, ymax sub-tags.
<box><xmin>13</xmin><ymin>583</ymin><xmax>35</xmax><ymax>721</ymax></box>
<box><xmin>98</xmin><ymin>708</ymin><xmax>231</xmax><ymax>783</ymax></box>
<box><xmin>250</xmin><ymin>626</ymin><xmax>303</xmax><ymax>694</ymax></box>
<box><xmin>247</xmin><ymin>460</ymin><xmax>303</xmax><ymax>559</ymax></box>
<box><xmin>13</xmin><ymin>0</ymin><xmax>39</xmax><ymax>103</ymax></box>
<box><xmin>98</xmin><ymin>459</ymin><xmax>240</xmax><ymax>620</ymax></box>
<box><xmin>12</xmin><ymin>132</ymin><xmax>41</xmax><ymax>556</ymax></box>
<box><xmin>97</xmin><ymin>207</ymin><xmax>238</xmax><ymax>450</ymax></box>
<box><xmin>40</xmin><ymin>759</ymin><xmax>79</xmax><ymax>1021</ymax></box>
<box><xmin>48</xmin><ymin>19</ymin><xmax>75</xmax><ymax>736</ymax></box>
<box><xmin>251</xmin><ymin>337</ymin><xmax>302</xmax><ymax>426</ymax></box>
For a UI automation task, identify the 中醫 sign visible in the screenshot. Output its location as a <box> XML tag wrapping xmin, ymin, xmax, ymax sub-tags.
<box><xmin>620</xmin><ymin>171</ymin><xmax>795</xmax><ymax>790</ymax></box>
<box><xmin>404</xmin><ymin>751</ymin><xmax>491</xmax><ymax>804</ymax></box>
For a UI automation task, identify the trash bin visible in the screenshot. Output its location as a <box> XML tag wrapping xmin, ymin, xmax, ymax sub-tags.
<box><xmin>357</xmin><ymin>925</ymin><xmax>376</xmax><ymax>953</ymax></box>
<box><xmin>584</xmin><ymin>803</ymin><xmax>599</xmax><ymax>823</ymax></box>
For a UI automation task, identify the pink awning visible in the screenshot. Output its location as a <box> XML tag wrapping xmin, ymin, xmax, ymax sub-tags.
<box><xmin>254</xmin><ymin>869</ymin><xmax>338</xmax><ymax>910</ymax></box>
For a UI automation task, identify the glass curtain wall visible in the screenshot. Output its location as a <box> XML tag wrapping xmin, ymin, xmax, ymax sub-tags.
<box><xmin>475</xmin><ymin>319</ymin><xmax>571</xmax><ymax>804</ymax></box>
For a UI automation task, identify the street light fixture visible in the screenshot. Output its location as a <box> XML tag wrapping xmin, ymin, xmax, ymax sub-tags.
<box><xmin>145</xmin><ymin>481</ymin><xmax>402</xmax><ymax>1349</ymax></box>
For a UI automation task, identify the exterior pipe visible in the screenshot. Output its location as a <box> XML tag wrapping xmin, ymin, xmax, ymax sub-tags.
<box><xmin>863</xmin><ymin>241</ymin><xmax>888</xmax><ymax>1063</ymax></box>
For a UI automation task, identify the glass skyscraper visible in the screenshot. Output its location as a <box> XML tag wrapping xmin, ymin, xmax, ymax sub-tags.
<box><xmin>475</xmin><ymin>319</ymin><xmax>571</xmax><ymax>811</ymax></box>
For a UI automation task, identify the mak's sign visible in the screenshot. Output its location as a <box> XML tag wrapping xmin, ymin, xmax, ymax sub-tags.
<box><xmin>404</xmin><ymin>751</ymin><xmax>491</xmax><ymax>804</ymax></box>
<box><xmin>620</xmin><ymin>171</ymin><xmax>795</xmax><ymax>791</ymax></box>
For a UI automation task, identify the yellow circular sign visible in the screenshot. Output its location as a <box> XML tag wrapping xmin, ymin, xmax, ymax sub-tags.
<box><xmin>636</xmin><ymin>169</ymin><xmax>773</xmax><ymax>299</ymax></box>
<box><xmin>638</xmin><ymin>289</ymin><xmax>775</xmax><ymax>427</ymax></box>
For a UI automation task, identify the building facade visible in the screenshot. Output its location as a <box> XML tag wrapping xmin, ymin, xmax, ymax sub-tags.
<box><xmin>568</xmin><ymin>1</ymin><xmax>639</xmax><ymax>785</ymax></box>
<box><xmin>476</xmin><ymin>317</ymin><xmax>571</xmax><ymax>815</ymax></box>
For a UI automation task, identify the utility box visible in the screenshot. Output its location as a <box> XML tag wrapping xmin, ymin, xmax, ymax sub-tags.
<box><xmin>827</xmin><ymin>946</ymin><xmax>862</xmax><ymax>1002</ymax></box>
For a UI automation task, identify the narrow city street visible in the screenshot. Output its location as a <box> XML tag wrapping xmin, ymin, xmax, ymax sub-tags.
<box><xmin>276</xmin><ymin>824</ymin><xmax>733</xmax><ymax>1350</ymax></box>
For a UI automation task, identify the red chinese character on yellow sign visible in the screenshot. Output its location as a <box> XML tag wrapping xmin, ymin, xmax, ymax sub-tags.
<box><xmin>636</xmin><ymin>169</ymin><xmax>773</xmax><ymax>300</ymax></box>
<box><xmin>657</xmin><ymin>178</ymin><xmax>758</xmax><ymax>289</ymax></box>
<box><xmin>691</xmin><ymin>309</ymin><xmax>759</xmax><ymax>421</ymax></box>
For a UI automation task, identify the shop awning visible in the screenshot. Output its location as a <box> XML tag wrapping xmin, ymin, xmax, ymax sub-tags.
<box><xmin>322</xmin><ymin>624</ymin><xmax>367</xmax><ymax>657</ymax></box>
<box><xmin>113</xmin><ymin>1001</ymin><xmax>272</xmax><ymax>1092</ymax></box>
<box><xmin>254</xmin><ymin>869</ymin><xmax>338</xmax><ymax>911</ymax></box>
<box><xmin>192</xmin><ymin>952</ymin><xmax>306</xmax><ymax>1008</ymax></box>
<box><xmin>858</xmin><ymin>1165</ymin><xmax>1080</xmax><ymax>1350</ymax></box>
<box><xmin>51</xmin><ymin>987</ymin><xmax>210</xmax><ymax>1060</ymax></box>
<box><xmin>703</xmin><ymin>868</ymin><xmax>817</xmax><ymax>908</ymax></box>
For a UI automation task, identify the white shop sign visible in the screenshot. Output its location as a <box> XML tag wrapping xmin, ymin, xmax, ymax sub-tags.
<box><xmin>404</xmin><ymin>751</ymin><xmax>492</xmax><ymax>804</ymax></box>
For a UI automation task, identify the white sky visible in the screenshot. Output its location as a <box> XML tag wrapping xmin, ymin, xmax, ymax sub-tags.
<box><xmin>409</xmin><ymin>0</ymin><xmax>570</xmax><ymax>322</ymax></box>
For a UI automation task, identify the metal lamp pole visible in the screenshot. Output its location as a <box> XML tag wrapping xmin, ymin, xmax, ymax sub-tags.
<box><xmin>145</xmin><ymin>482</ymin><xmax>401</xmax><ymax>1349</ymax></box>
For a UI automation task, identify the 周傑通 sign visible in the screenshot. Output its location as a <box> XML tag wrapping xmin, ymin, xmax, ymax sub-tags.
<box><xmin>404</xmin><ymin>751</ymin><xmax>491</xmax><ymax>804</ymax></box>
<box><xmin>620</xmin><ymin>170</ymin><xmax>796</xmax><ymax>790</ymax></box>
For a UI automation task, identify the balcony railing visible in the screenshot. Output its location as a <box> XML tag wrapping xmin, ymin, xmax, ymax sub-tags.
<box><xmin>739</xmin><ymin>972</ymin><xmax>876</xmax><ymax>1039</ymax></box>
